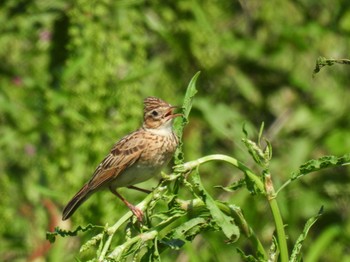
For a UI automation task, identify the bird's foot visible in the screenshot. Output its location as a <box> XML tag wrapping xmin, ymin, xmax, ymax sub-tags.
<box><xmin>127</xmin><ymin>204</ymin><xmax>144</xmax><ymax>222</ymax></box>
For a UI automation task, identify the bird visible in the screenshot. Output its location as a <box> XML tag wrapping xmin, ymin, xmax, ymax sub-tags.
<box><xmin>62</xmin><ymin>97</ymin><xmax>181</xmax><ymax>222</ymax></box>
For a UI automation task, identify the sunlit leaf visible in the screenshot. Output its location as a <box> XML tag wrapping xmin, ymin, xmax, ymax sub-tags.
<box><xmin>174</xmin><ymin>71</ymin><xmax>200</xmax><ymax>165</ymax></box>
<box><xmin>290</xmin><ymin>154</ymin><xmax>350</xmax><ymax>180</ymax></box>
<box><xmin>191</xmin><ymin>169</ymin><xmax>240</xmax><ymax>241</ymax></box>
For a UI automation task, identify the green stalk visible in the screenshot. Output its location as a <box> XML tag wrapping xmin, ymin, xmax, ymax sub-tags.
<box><xmin>176</xmin><ymin>155</ymin><xmax>289</xmax><ymax>261</ymax></box>
<box><xmin>269</xmin><ymin>198</ymin><xmax>289</xmax><ymax>261</ymax></box>
<box><xmin>175</xmin><ymin>154</ymin><xmax>264</xmax><ymax>191</ymax></box>
<box><xmin>264</xmin><ymin>173</ymin><xmax>289</xmax><ymax>261</ymax></box>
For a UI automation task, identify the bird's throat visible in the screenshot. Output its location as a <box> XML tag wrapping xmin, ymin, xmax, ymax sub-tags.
<box><xmin>144</xmin><ymin>121</ymin><xmax>173</xmax><ymax>136</ymax></box>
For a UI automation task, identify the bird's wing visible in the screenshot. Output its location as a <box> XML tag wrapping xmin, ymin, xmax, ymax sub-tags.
<box><xmin>86</xmin><ymin>130</ymin><xmax>146</xmax><ymax>191</ymax></box>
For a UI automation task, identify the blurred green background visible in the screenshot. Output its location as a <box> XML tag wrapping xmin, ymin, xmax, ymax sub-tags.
<box><xmin>1</xmin><ymin>0</ymin><xmax>350</xmax><ymax>261</ymax></box>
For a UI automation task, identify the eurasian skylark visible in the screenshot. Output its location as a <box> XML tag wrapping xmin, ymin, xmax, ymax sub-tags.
<box><xmin>62</xmin><ymin>97</ymin><xmax>181</xmax><ymax>222</ymax></box>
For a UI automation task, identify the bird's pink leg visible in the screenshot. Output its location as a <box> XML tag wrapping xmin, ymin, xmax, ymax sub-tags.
<box><xmin>109</xmin><ymin>187</ymin><xmax>143</xmax><ymax>222</ymax></box>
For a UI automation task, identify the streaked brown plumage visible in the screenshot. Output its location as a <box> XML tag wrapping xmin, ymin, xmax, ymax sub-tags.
<box><xmin>62</xmin><ymin>97</ymin><xmax>181</xmax><ymax>221</ymax></box>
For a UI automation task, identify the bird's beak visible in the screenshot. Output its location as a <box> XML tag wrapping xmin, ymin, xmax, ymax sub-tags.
<box><xmin>166</xmin><ymin>106</ymin><xmax>183</xmax><ymax>119</ymax></box>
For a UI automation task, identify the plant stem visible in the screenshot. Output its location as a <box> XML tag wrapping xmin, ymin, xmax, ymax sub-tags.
<box><xmin>269</xmin><ymin>199</ymin><xmax>289</xmax><ymax>261</ymax></box>
<box><xmin>177</xmin><ymin>155</ymin><xmax>290</xmax><ymax>261</ymax></box>
<box><xmin>264</xmin><ymin>173</ymin><xmax>289</xmax><ymax>262</ymax></box>
<box><xmin>175</xmin><ymin>154</ymin><xmax>264</xmax><ymax>191</ymax></box>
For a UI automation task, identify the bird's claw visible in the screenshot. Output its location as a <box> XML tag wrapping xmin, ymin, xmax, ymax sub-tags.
<box><xmin>130</xmin><ymin>205</ymin><xmax>144</xmax><ymax>223</ymax></box>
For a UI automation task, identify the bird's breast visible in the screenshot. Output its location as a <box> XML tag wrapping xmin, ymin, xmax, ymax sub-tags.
<box><xmin>138</xmin><ymin>131</ymin><xmax>178</xmax><ymax>168</ymax></box>
<box><xmin>112</xmin><ymin>131</ymin><xmax>178</xmax><ymax>188</ymax></box>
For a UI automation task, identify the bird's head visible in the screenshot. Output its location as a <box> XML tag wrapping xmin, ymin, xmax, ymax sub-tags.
<box><xmin>143</xmin><ymin>97</ymin><xmax>182</xmax><ymax>130</ymax></box>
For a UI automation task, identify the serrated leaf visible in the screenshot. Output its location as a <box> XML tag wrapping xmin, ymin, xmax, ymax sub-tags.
<box><xmin>191</xmin><ymin>170</ymin><xmax>240</xmax><ymax>241</ymax></box>
<box><xmin>312</xmin><ymin>56</ymin><xmax>350</xmax><ymax>77</ymax></box>
<box><xmin>290</xmin><ymin>207</ymin><xmax>323</xmax><ymax>262</ymax></box>
<box><xmin>46</xmin><ymin>224</ymin><xmax>96</xmax><ymax>243</ymax></box>
<box><xmin>174</xmin><ymin>72</ymin><xmax>200</xmax><ymax>165</ymax></box>
<box><xmin>290</xmin><ymin>154</ymin><xmax>350</xmax><ymax>181</ymax></box>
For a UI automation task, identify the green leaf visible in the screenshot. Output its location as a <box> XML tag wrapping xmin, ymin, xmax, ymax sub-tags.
<box><xmin>191</xmin><ymin>169</ymin><xmax>240</xmax><ymax>241</ymax></box>
<box><xmin>290</xmin><ymin>154</ymin><xmax>350</xmax><ymax>181</ymax></box>
<box><xmin>174</xmin><ymin>71</ymin><xmax>200</xmax><ymax>165</ymax></box>
<box><xmin>46</xmin><ymin>224</ymin><xmax>97</xmax><ymax>243</ymax></box>
<box><xmin>242</xmin><ymin>138</ymin><xmax>265</xmax><ymax>166</ymax></box>
<box><xmin>182</xmin><ymin>71</ymin><xmax>200</xmax><ymax>120</ymax></box>
<box><xmin>242</xmin><ymin>123</ymin><xmax>271</xmax><ymax>168</ymax></box>
<box><xmin>313</xmin><ymin>56</ymin><xmax>350</xmax><ymax>77</ymax></box>
<box><xmin>215</xmin><ymin>178</ymin><xmax>246</xmax><ymax>192</ymax></box>
<box><xmin>290</xmin><ymin>207</ymin><xmax>324</xmax><ymax>262</ymax></box>
<box><xmin>172</xmin><ymin>217</ymin><xmax>208</xmax><ymax>241</ymax></box>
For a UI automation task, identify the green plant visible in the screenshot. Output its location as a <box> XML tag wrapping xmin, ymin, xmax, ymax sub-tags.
<box><xmin>47</xmin><ymin>73</ymin><xmax>350</xmax><ymax>261</ymax></box>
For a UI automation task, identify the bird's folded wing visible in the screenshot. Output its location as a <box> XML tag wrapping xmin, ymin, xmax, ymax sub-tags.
<box><xmin>86</xmin><ymin>132</ymin><xmax>146</xmax><ymax>191</ymax></box>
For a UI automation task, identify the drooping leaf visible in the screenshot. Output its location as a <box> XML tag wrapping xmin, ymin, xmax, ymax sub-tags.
<box><xmin>290</xmin><ymin>207</ymin><xmax>324</xmax><ymax>262</ymax></box>
<box><xmin>191</xmin><ymin>169</ymin><xmax>240</xmax><ymax>241</ymax></box>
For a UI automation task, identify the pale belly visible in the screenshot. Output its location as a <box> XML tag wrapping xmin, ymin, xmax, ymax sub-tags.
<box><xmin>112</xmin><ymin>163</ymin><xmax>164</xmax><ymax>188</ymax></box>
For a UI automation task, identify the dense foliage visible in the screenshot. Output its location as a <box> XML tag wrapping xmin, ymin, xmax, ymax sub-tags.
<box><xmin>1</xmin><ymin>0</ymin><xmax>349</xmax><ymax>261</ymax></box>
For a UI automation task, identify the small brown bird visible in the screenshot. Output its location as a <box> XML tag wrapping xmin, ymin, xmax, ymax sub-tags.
<box><xmin>62</xmin><ymin>97</ymin><xmax>181</xmax><ymax>222</ymax></box>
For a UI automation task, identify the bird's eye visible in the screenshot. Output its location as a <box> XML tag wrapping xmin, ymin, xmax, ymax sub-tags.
<box><xmin>151</xmin><ymin>110</ymin><xmax>158</xmax><ymax>116</ymax></box>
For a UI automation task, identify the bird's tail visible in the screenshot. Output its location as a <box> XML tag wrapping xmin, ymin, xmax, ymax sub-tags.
<box><xmin>62</xmin><ymin>183</ymin><xmax>92</xmax><ymax>220</ymax></box>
